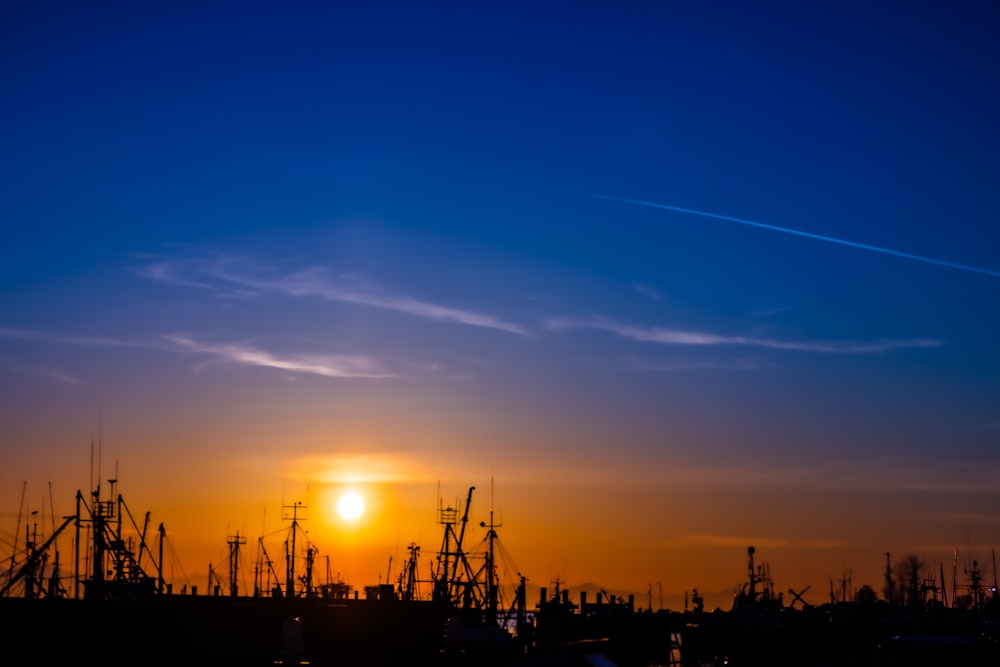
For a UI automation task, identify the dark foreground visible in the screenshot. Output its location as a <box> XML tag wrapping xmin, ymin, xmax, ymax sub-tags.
<box><xmin>0</xmin><ymin>596</ymin><xmax>456</xmax><ymax>666</ymax></box>
<box><xmin>2</xmin><ymin>595</ymin><xmax>999</xmax><ymax>666</ymax></box>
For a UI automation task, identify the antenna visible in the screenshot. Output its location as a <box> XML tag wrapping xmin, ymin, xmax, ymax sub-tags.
<box><xmin>993</xmin><ymin>548</ymin><xmax>998</xmax><ymax>601</ymax></box>
<box><xmin>953</xmin><ymin>547</ymin><xmax>958</xmax><ymax>608</ymax></box>
<box><xmin>98</xmin><ymin>413</ymin><xmax>103</xmax><ymax>496</ymax></box>
<box><xmin>48</xmin><ymin>482</ymin><xmax>57</xmax><ymax>535</ymax></box>
<box><xmin>5</xmin><ymin>482</ymin><xmax>27</xmax><ymax>591</ymax></box>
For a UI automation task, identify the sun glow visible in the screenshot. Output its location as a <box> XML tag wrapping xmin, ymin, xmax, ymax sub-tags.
<box><xmin>336</xmin><ymin>491</ymin><xmax>365</xmax><ymax>521</ymax></box>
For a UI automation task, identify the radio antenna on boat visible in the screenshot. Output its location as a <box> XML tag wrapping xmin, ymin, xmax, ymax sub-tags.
<box><xmin>48</xmin><ymin>482</ymin><xmax>56</xmax><ymax>535</ymax></box>
<box><xmin>97</xmin><ymin>413</ymin><xmax>103</xmax><ymax>497</ymax></box>
<box><xmin>993</xmin><ymin>548</ymin><xmax>998</xmax><ymax>601</ymax></box>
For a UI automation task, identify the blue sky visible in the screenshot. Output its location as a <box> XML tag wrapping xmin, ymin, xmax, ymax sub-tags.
<box><xmin>2</xmin><ymin>1</ymin><xmax>999</xmax><ymax>604</ymax></box>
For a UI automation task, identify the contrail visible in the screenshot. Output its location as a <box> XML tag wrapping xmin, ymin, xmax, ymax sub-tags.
<box><xmin>594</xmin><ymin>194</ymin><xmax>1000</xmax><ymax>279</ymax></box>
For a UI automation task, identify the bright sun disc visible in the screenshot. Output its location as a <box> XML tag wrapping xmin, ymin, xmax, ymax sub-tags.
<box><xmin>336</xmin><ymin>491</ymin><xmax>365</xmax><ymax>521</ymax></box>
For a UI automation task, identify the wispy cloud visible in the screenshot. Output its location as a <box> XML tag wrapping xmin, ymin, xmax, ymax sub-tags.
<box><xmin>165</xmin><ymin>334</ymin><xmax>396</xmax><ymax>379</ymax></box>
<box><xmin>0</xmin><ymin>326</ymin><xmax>152</xmax><ymax>349</ymax></box>
<box><xmin>632</xmin><ymin>284</ymin><xmax>663</xmax><ymax>301</ymax></box>
<box><xmin>140</xmin><ymin>256</ymin><xmax>529</xmax><ymax>335</ymax></box>
<box><xmin>0</xmin><ymin>355</ymin><xmax>82</xmax><ymax>384</ymax></box>
<box><xmin>46</xmin><ymin>369</ymin><xmax>83</xmax><ymax>384</ymax></box>
<box><xmin>747</xmin><ymin>305</ymin><xmax>794</xmax><ymax>320</ymax></box>
<box><xmin>546</xmin><ymin>317</ymin><xmax>943</xmax><ymax>354</ymax></box>
<box><xmin>0</xmin><ymin>326</ymin><xmax>396</xmax><ymax>381</ymax></box>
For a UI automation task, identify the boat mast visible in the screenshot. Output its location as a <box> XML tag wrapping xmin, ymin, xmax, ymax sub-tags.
<box><xmin>481</xmin><ymin>480</ymin><xmax>501</xmax><ymax>616</ymax></box>
<box><xmin>746</xmin><ymin>546</ymin><xmax>759</xmax><ymax>602</ymax></box>
<box><xmin>434</xmin><ymin>486</ymin><xmax>477</xmax><ymax>605</ymax></box>
<box><xmin>400</xmin><ymin>543</ymin><xmax>421</xmax><ymax>601</ymax></box>
<box><xmin>158</xmin><ymin>523</ymin><xmax>166</xmax><ymax>594</ymax></box>
<box><xmin>993</xmin><ymin>548</ymin><xmax>998</xmax><ymax>604</ymax></box>
<box><xmin>940</xmin><ymin>561</ymin><xmax>948</xmax><ymax>607</ymax></box>
<box><xmin>884</xmin><ymin>552</ymin><xmax>894</xmax><ymax>603</ymax></box>
<box><xmin>282</xmin><ymin>500</ymin><xmax>306</xmax><ymax>597</ymax></box>
<box><xmin>304</xmin><ymin>544</ymin><xmax>315</xmax><ymax>598</ymax></box>
<box><xmin>257</xmin><ymin>537</ymin><xmax>281</xmax><ymax>596</ymax></box>
<box><xmin>228</xmin><ymin>530</ymin><xmax>246</xmax><ymax>597</ymax></box>
<box><xmin>74</xmin><ymin>491</ymin><xmax>81</xmax><ymax>599</ymax></box>
<box><xmin>4</xmin><ymin>482</ymin><xmax>27</xmax><ymax>594</ymax></box>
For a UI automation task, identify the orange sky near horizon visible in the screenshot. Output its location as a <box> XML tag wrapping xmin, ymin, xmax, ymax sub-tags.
<box><xmin>4</xmin><ymin>419</ymin><xmax>997</xmax><ymax>612</ymax></box>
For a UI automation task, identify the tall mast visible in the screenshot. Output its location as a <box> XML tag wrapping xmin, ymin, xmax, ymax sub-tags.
<box><xmin>953</xmin><ymin>548</ymin><xmax>958</xmax><ymax>608</ymax></box>
<box><xmin>434</xmin><ymin>497</ymin><xmax>456</xmax><ymax>602</ymax></box>
<box><xmin>482</xmin><ymin>479</ymin><xmax>501</xmax><ymax>615</ymax></box>
<box><xmin>993</xmin><ymin>548</ymin><xmax>998</xmax><ymax>603</ymax></box>
<box><xmin>940</xmin><ymin>561</ymin><xmax>948</xmax><ymax>607</ymax></box>
<box><xmin>401</xmin><ymin>543</ymin><xmax>420</xmax><ymax>601</ymax></box>
<box><xmin>884</xmin><ymin>552</ymin><xmax>893</xmax><ymax>603</ymax></box>
<box><xmin>4</xmin><ymin>482</ymin><xmax>27</xmax><ymax>595</ymax></box>
<box><xmin>282</xmin><ymin>501</ymin><xmax>305</xmax><ymax>597</ymax></box>
<box><xmin>434</xmin><ymin>486</ymin><xmax>476</xmax><ymax>605</ymax></box>
<box><xmin>74</xmin><ymin>491</ymin><xmax>81</xmax><ymax>599</ymax></box>
<box><xmin>453</xmin><ymin>486</ymin><xmax>475</xmax><ymax>604</ymax></box>
<box><xmin>228</xmin><ymin>530</ymin><xmax>246</xmax><ymax>597</ymax></box>
<box><xmin>158</xmin><ymin>524</ymin><xmax>166</xmax><ymax>594</ymax></box>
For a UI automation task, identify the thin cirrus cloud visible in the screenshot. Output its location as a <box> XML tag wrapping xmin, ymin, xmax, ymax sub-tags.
<box><xmin>546</xmin><ymin>317</ymin><xmax>944</xmax><ymax>354</ymax></box>
<box><xmin>0</xmin><ymin>353</ymin><xmax>83</xmax><ymax>385</ymax></box>
<box><xmin>165</xmin><ymin>334</ymin><xmax>397</xmax><ymax>379</ymax></box>
<box><xmin>0</xmin><ymin>326</ymin><xmax>153</xmax><ymax>349</ymax></box>
<box><xmin>631</xmin><ymin>284</ymin><xmax>663</xmax><ymax>301</ymax></box>
<box><xmin>0</xmin><ymin>327</ymin><xmax>395</xmax><ymax>381</ymax></box>
<box><xmin>140</xmin><ymin>256</ymin><xmax>530</xmax><ymax>336</ymax></box>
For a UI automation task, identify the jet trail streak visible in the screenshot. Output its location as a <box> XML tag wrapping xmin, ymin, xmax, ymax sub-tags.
<box><xmin>595</xmin><ymin>195</ymin><xmax>1000</xmax><ymax>279</ymax></box>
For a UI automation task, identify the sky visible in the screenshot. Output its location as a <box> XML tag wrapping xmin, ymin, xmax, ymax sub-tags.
<box><xmin>2</xmin><ymin>1</ymin><xmax>999</xmax><ymax>610</ymax></box>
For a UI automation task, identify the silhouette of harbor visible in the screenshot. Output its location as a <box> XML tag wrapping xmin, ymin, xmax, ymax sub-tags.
<box><xmin>2</xmin><ymin>473</ymin><xmax>999</xmax><ymax>666</ymax></box>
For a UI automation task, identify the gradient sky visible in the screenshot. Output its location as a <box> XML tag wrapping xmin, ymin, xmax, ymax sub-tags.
<box><xmin>2</xmin><ymin>1</ymin><xmax>999</xmax><ymax>609</ymax></box>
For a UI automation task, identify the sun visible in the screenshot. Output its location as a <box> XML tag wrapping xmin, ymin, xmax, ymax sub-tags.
<box><xmin>336</xmin><ymin>491</ymin><xmax>365</xmax><ymax>521</ymax></box>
